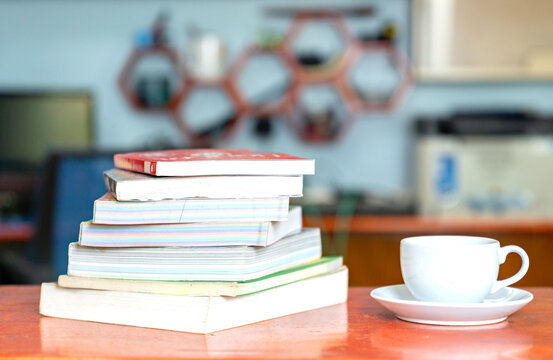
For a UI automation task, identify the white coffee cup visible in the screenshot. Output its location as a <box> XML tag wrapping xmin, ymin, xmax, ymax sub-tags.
<box><xmin>400</xmin><ymin>235</ymin><xmax>529</xmax><ymax>303</ymax></box>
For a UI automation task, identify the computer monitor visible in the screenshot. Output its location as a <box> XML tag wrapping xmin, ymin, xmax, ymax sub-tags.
<box><xmin>0</xmin><ymin>91</ymin><xmax>93</xmax><ymax>170</ymax></box>
<box><xmin>0</xmin><ymin>91</ymin><xmax>95</xmax><ymax>281</ymax></box>
<box><xmin>0</xmin><ymin>91</ymin><xmax>94</xmax><ymax>228</ymax></box>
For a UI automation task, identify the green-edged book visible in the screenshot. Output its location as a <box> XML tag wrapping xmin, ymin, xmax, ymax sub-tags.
<box><xmin>58</xmin><ymin>257</ymin><xmax>342</xmax><ymax>296</ymax></box>
<box><xmin>40</xmin><ymin>267</ymin><xmax>348</xmax><ymax>334</ymax></box>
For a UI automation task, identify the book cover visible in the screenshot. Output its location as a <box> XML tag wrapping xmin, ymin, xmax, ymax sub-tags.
<box><xmin>40</xmin><ymin>267</ymin><xmax>348</xmax><ymax>334</ymax></box>
<box><xmin>113</xmin><ymin>149</ymin><xmax>315</xmax><ymax>176</ymax></box>
<box><xmin>92</xmin><ymin>192</ymin><xmax>290</xmax><ymax>225</ymax></box>
<box><xmin>104</xmin><ymin>168</ymin><xmax>304</xmax><ymax>201</ymax></box>
<box><xmin>58</xmin><ymin>257</ymin><xmax>343</xmax><ymax>296</ymax></box>
<box><xmin>80</xmin><ymin>206</ymin><xmax>302</xmax><ymax>247</ymax></box>
<box><xmin>68</xmin><ymin>228</ymin><xmax>322</xmax><ymax>281</ymax></box>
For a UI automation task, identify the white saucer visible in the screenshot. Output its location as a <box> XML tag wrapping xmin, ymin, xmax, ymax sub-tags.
<box><xmin>370</xmin><ymin>285</ymin><xmax>533</xmax><ymax>326</ymax></box>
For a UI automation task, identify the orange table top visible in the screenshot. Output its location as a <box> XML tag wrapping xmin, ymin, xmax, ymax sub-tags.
<box><xmin>1</xmin><ymin>285</ymin><xmax>553</xmax><ymax>359</ymax></box>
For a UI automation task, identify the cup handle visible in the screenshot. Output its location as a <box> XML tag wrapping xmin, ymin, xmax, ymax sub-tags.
<box><xmin>490</xmin><ymin>245</ymin><xmax>529</xmax><ymax>294</ymax></box>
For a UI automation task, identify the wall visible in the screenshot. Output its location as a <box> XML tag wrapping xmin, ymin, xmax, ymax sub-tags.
<box><xmin>2</xmin><ymin>0</ymin><xmax>553</xmax><ymax>196</ymax></box>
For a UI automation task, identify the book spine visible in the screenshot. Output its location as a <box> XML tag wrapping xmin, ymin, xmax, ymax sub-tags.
<box><xmin>114</xmin><ymin>155</ymin><xmax>157</xmax><ymax>175</ymax></box>
<box><xmin>104</xmin><ymin>172</ymin><xmax>117</xmax><ymax>195</ymax></box>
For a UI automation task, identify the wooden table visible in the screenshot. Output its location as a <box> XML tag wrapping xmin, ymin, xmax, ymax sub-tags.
<box><xmin>1</xmin><ymin>286</ymin><xmax>553</xmax><ymax>359</ymax></box>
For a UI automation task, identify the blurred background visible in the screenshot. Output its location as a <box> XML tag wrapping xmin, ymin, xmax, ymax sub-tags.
<box><xmin>2</xmin><ymin>0</ymin><xmax>553</xmax><ymax>286</ymax></box>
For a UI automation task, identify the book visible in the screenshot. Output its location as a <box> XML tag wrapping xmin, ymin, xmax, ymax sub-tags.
<box><xmin>79</xmin><ymin>206</ymin><xmax>302</xmax><ymax>247</ymax></box>
<box><xmin>113</xmin><ymin>149</ymin><xmax>315</xmax><ymax>176</ymax></box>
<box><xmin>68</xmin><ymin>228</ymin><xmax>322</xmax><ymax>281</ymax></box>
<box><xmin>40</xmin><ymin>267</ymin><xmax>348</xmax><ymax>334</ymax></box>
<box><xmin>58</xmin><ymin>257</ymin><xmax>343</xmax><ymax>296</ymax></box>
<box><xmin>93</xmin><ymin>192</ymin><xmax>290</xmax><ymax>224</ymax></box>
<box><xmin>104</xmin><ymin>169</ymin><xmax>303</xmax><ymax>201</ymax></box>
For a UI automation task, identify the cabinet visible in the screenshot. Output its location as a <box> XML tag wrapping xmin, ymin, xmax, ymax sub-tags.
<box><xmin>305</xmin><ymin>215</ymin><xmax>553</xmax><ymax>286</ymax></box>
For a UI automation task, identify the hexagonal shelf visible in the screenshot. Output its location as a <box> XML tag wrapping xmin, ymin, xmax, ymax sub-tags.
<box><xmin>287</xmin><ymin>83</ymin><xmax>354</xmax><ymax>143</ymax></box>
<box><xmin>342</xmin><ymin>42</ymin><xmax>413</xmax><ymax>112</ymax></box>
<box><xmin>350</xmin><ymin>51</ymin><xmax>401</xmax><ymax>99</ymax></box>
<box><xmin>228</xmin><ymin>46</ymin><xmax>297</xmax><ymax>116</ymax></box>
<box><xmin>283</xmin><ymin>14</ymin><xmax>356</xmax><ymax>83</ymax></box>
<box><xmin>118</xmin><ymin>8</ymin><xmax>413</xmax><ymax>145</ymax></box>
<box><xmin>170</xmin><ymin>78</ymin><xmax>244</xmax><ymax>145</ymax></box>
<box><xmin>118</xmin><ymin>45</ymin><xmax>184</xmax><ymax>111</ymax></box>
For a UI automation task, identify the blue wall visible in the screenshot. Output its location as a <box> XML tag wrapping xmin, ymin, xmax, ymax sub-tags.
<box><xmin>2</xmin><ymin>0</ymin><xmax>553</xmax><ymax>195</ymax></box>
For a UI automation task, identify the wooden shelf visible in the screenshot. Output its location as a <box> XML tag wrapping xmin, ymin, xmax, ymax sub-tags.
<box><xmin>119</xmin><ymin>10</ymin><xmax>412</xmax><ymax>145</ymax></box>
<box><xmin>304</xmin><ymin>215</ymin><xmax>553</xmax><ymax>235</ymax></box>
<box><xmin>118</xmin><ymin>45</ymin><xmax>184</xmax><ymax>112</ymax></box>
<box><xmin>415</xmin><ymin>67</ymin><xmax>553</xmax><ymax>83</ymax></box>
<box><xmin>0</xmin><ymin>222</ymin><xmax>34</xmax><ymax>242</ymax></box>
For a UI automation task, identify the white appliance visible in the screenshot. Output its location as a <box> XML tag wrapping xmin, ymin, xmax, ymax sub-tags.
<box><xmin>415</xmin><ymin>114</ymin><xmax>553</xmax><ymax>217</ymax></box>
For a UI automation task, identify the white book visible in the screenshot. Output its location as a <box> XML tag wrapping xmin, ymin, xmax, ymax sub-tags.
<box><xmin>40</xmin><ymin>267</ymin><xmax>348</xmax><ymax>334</ymax></box>
<box><xmin>68</xmin><ymin>228</ymin><xmax>322</xmax><ymax>281</ymax></box>
<box><xmin>104</xmin><ymin>169</ymin><xmax>303</xmax><ymax>201</ymax></box>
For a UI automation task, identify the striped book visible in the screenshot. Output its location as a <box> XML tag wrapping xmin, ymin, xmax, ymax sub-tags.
<box><xmin>68</xmin><ymin>228</ymin><xmax>322</xmax><ymax>281</ymax></box>
<box><xmin>92</xmin><ymin>193</ymin><xmax>290</xmax><ymax>225</ymax></box>
<box><xmin>80</xmin><ymin>207</ymin><xmax>302</xmax><ymax>247</ymax></box>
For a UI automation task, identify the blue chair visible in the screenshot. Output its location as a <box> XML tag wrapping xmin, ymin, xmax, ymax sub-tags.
<box><xmin>29</xmin><ymin>152</ymin><xmax>114</xmax><ymax>279</ymax></box>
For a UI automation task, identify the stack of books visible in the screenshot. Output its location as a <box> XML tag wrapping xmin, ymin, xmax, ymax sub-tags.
<box><xmin>40</xmin><ymin>149</ymin><xmax>348</xmax><ymax>334</ymax></box>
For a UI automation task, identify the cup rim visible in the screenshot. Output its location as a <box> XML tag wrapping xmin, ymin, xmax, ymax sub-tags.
<box><xmin>401</xmin><ymin>235</ymin><xmax>498</xmax><ymax>247</ymax></box>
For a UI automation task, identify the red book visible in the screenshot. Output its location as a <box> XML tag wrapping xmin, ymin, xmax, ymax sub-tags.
<box><xmin>113</xmin><ymin>149</ymin><xmax>315</xmax><ymax>176</ymax></box>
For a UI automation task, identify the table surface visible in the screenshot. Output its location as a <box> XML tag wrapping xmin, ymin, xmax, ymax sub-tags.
<box><xmin>1</xmin><ymin>285</ymin><xmax>553</xmax><ymax>359</ymax></box>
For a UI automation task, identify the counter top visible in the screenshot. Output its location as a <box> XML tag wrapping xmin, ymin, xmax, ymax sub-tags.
<box><xmin>4</xmin><ymin>216</ymin><xmax>553</xmax><ymax>244</ymax></box>
<box><xmin>1</xmin><ymin>285</ymin><xmax>553</xmax><ymax>359</ymax></box>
